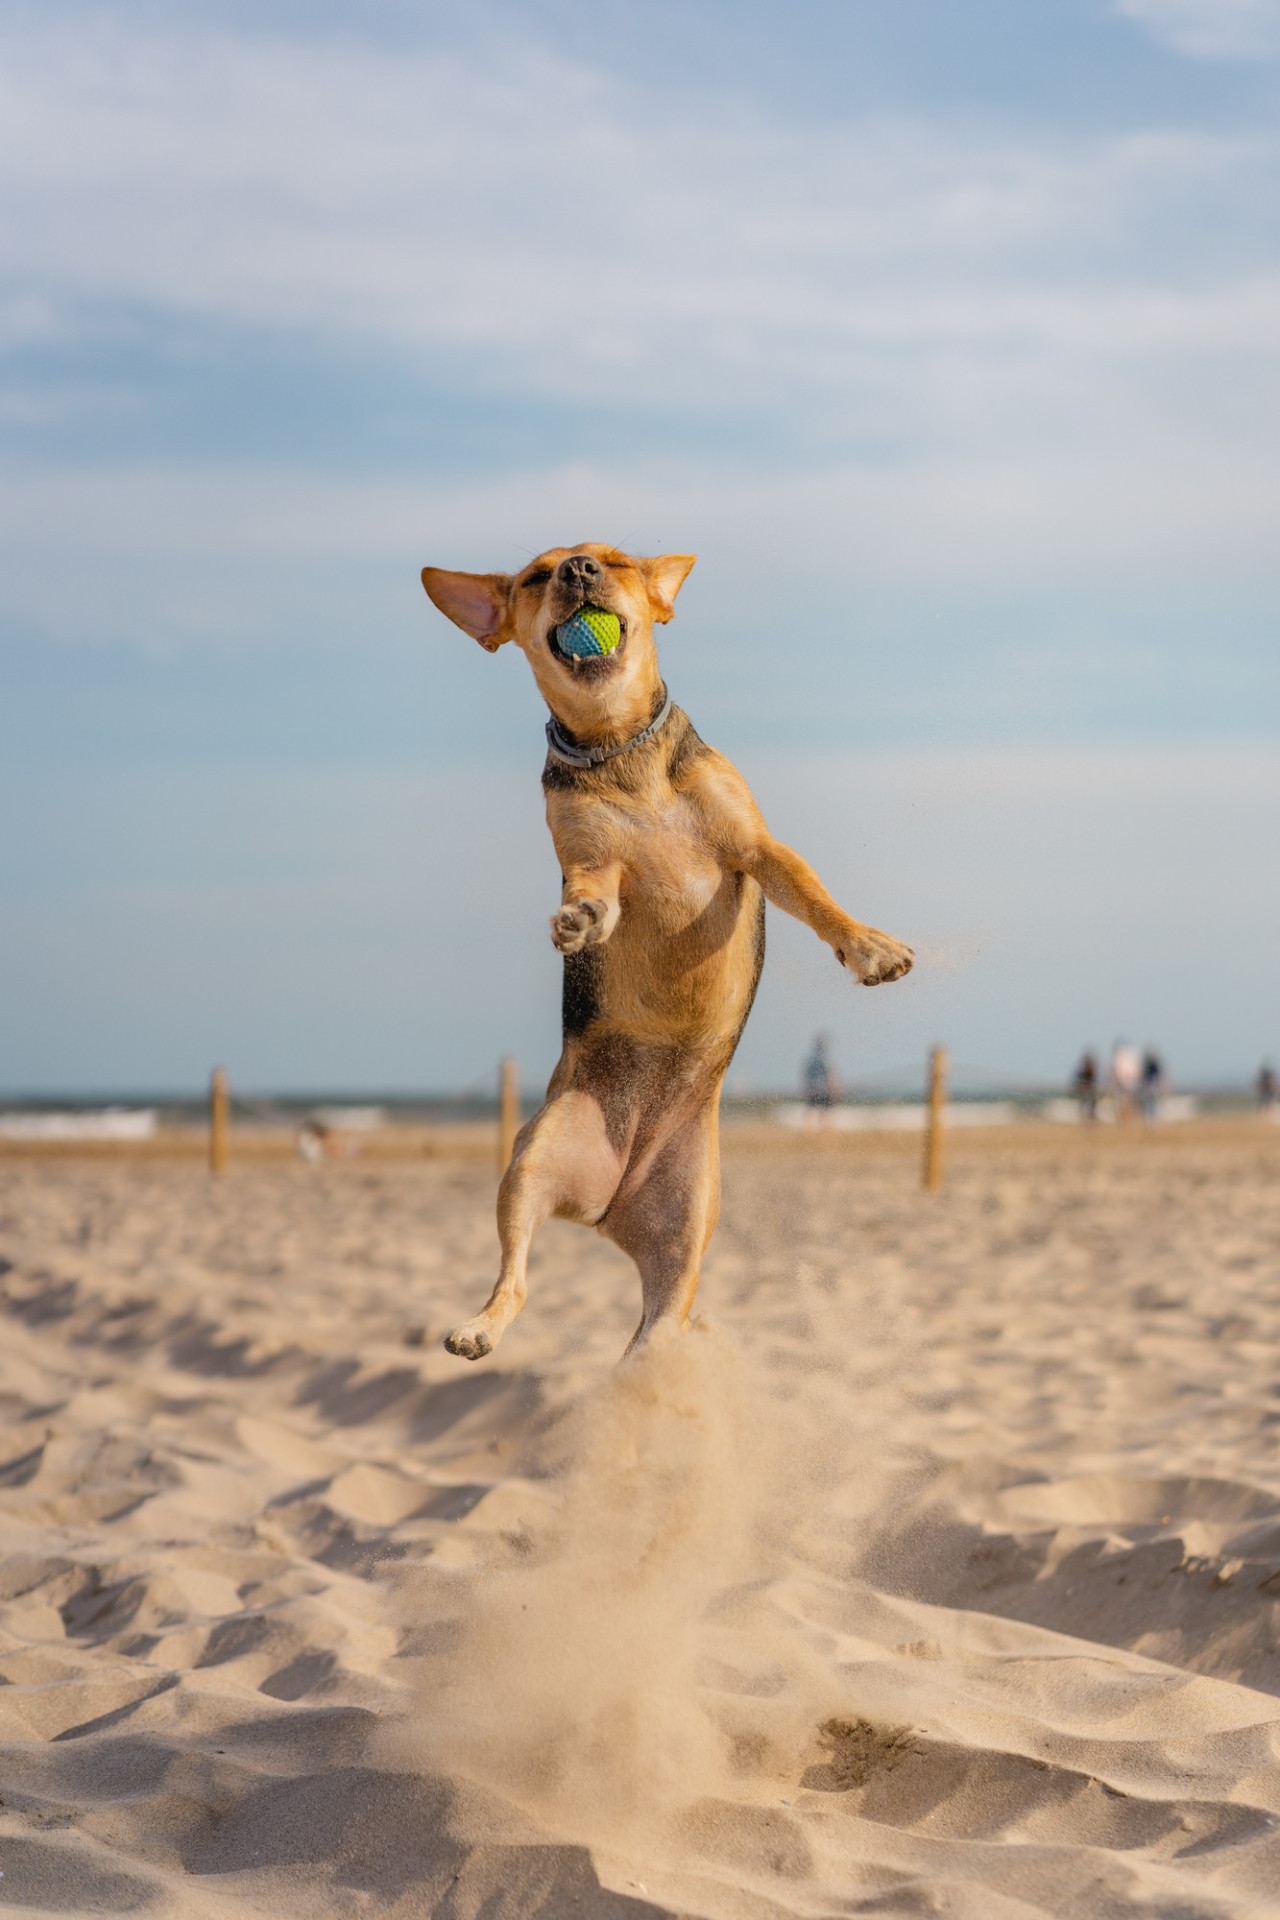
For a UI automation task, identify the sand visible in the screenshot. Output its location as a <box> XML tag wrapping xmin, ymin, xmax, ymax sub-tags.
<box><xmin>2</xmin><ymin>1123</ymin><xmax>1280</xmax><ymax>1917</ymax></box>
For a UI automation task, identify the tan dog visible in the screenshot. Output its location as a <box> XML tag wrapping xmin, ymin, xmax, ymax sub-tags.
<box><xmin>421</xmin><ymin>545</ymin><xmax>913</xmax><ymax>1359</ymax></box>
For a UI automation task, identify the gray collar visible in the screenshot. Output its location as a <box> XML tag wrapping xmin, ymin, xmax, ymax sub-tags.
<box><xmin>544</xmin><ymin>687</ymin><xmax>673</xmax><ymax>770</ymax></box>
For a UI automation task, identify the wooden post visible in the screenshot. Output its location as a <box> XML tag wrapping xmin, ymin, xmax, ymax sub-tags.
<box><xmin>498</xmin><ymin>1056</ymin><xmax>519</xmax><ymax>1174</ymax></box>
<box><xmin>923</xmin><ymin>1045</ymin><xmax>947</xmax><ymax>1192</ymax></box>
<box><xmin>209</xmin><ymin>1066</ymin><xmax>229</xmax><ymax>1175</ymax></box>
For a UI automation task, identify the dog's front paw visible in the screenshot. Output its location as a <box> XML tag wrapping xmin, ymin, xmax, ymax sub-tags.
<box><xmin>550</xmin><ymin>898</ymin><xmax>611</xmax><ymax>954</ymax></box>
<box><xmin>836</xmin><ymin>927</ymin><xmax>914</xmax><ymax>986</ymax></box>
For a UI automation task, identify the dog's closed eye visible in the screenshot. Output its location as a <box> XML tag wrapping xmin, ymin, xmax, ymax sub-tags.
<box><xmin>521</xmin><ymin>567</ymin><xmax>553</xmax><ymax>589</ymax></box>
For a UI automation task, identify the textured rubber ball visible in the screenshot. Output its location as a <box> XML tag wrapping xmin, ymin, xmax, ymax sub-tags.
<box><xmin>556</xmin><ymin>606</ymin><xmax>622</xmax><ymax>657</ymax></box>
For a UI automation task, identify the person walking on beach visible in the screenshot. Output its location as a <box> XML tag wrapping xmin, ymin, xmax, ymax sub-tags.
<box><xmin>1258</xmin><ymin>1062</ymin><xmax>1278</xmax><ymax>1115</ymax></box>
<box><xmin>1071</xmin><ymin>1051</ymin><xmax>1099</xmax><ymax>1123</ymax></box>
<box><xmin>1139</xmin><ymin>1048</ymin><xmax>1165</xmax><ymax>1123</ymax></box>
<box><xmin>1109</xmin><ymin>1040</ymin><xmax>1142</xmax><ymax>1121</ymax></box>
<box><xmin>802</xmin><ymin>1033</ymin><xmax>839</xmax><ymax>1127</ymax></box>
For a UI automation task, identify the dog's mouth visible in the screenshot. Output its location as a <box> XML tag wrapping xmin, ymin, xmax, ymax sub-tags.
<box><xmin>547</xmin><ymin>610</ymin><xmax>628</xmax><ymax>675</ymax></box>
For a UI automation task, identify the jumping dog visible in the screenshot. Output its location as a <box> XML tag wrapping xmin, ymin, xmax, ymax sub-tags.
<box><xmin>421</xmin><ymin>546</ymin><xmax>914</xmax><ymax>1358</ymax></box>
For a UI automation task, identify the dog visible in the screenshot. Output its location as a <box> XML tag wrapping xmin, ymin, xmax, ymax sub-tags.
<box><xmin>421</xmin><ymin>545</ymin><xmax>913</xmax><ymax>1359</ymax></box>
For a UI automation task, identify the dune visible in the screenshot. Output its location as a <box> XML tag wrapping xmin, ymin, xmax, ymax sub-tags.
<box><xmin>2</xmin><ymin>1124</ymin><xmax>1280</xmax><ymax>1916</ymax></box>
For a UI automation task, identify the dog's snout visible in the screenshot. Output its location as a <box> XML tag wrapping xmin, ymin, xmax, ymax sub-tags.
<box><xmin>558</xmin><ymin>553</ymin><xmax>600</xmax><ymax>584</ymax></box>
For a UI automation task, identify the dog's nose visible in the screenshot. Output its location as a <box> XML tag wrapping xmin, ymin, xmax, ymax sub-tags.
<box><xmin>558</xmin><ymin>553</ymin><xmax>600</xmax><ymax>583</ymax></box>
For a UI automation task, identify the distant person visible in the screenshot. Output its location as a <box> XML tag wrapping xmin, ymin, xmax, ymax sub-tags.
<box><xmin>1071</xmin><ymin>1051</ymin><xmax>1099</xmax><ymax>1123</ymax></box>
<box><xmin>802</xmin><ymin>1033</ymin><xmax>839</xmax><ymax>1127</ymax></box>
<box><xmin>1258</xmin><ymin>1061</ymin><xmax>1279</xmax><ymax>1115</ymax></box>
<box><xmin>1139</xmin><ymin>1048</ymin><xmax>1165</xmax><ymax>1123</ymax></box>
<box><xmin>1109</xmin><ymin>1040</ymin><xmax>1142</xmax><ymax>1121</ymax></box>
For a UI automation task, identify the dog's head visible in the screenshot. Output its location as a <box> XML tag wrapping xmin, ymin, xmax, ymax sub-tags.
<box><xmin>421</xmin><ymin>544</ymin><xmax>695</xmax><ymax>739</ymax></box>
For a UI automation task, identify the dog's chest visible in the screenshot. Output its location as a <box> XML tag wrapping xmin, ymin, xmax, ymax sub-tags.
<box><xmin>614</xmin><ymin>794</ymin><xmax>725</xmax><ymax>923</ymax></box>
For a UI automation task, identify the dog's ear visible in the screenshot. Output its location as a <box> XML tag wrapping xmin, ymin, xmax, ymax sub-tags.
<box><xmin>421</xmin><ymin>568</ymin><xmax>515</xmax><ymax>652</ymax></box>
<box><xmin>637</xmin><ymin>554</ymin><xmax>697</xmax><ymax>625</ymax></box>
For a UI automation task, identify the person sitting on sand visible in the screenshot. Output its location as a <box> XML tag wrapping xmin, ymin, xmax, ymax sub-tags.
<box><xmin>296</xmin><ymin>1117</ymin><xmax>341</xmax><ymax>1163</ymax></box>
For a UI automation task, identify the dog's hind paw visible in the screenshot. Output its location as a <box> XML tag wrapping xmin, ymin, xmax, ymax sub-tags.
<box><xmin>836</xmin><ymin>928</ymin><xmax>915</xmax><ymax>986</ymax></box>
<box><xmin>444</xmin><ymin>1322</ymin><xmax>493</xmax><ymax>1361</ymax></box>
<box><xmin>550</xmin><ymin>898</ymin><xmax>612</xmax><ymax>954</ymax></box>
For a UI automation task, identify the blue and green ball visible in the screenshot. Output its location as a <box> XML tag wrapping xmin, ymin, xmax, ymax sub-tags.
<box><xmin>556</xmin><ymin>606</ymin><xmax>622</xmax><ymax>658</ymax></box>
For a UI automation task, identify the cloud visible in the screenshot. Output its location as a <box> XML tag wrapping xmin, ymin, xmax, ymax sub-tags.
<box><xmin>1</xmin><ymin>18</ymin><xmax>1278</xmax><ymax>426</ymax></box>
<box><xmin>0</xmin><ymin>12</ymin><xmax>1277</xmax><ymax>642</ymax></box>
<box><xmin>1117</xmin><ymin>0</ymin><xmax>1280</xmax><ymax>59</ymax></box>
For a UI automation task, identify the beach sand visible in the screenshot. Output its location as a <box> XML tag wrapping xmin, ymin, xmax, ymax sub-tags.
<box><xmin>2</xmin><ymin>1122</ymin><xmax>1280</xmax><ymax>1917</ymax></box>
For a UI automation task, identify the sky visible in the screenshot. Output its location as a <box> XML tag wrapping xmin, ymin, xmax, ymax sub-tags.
<box><xmin>2</xmin><ymin>0</ymin><xmax>1278</xmax><ymax>1096</ymax></box>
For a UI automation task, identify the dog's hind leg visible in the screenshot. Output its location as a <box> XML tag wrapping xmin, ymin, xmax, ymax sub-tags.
<box><xmin>443</xmin><ymin>1089</ymin><xmax>623</xmax><ymax>1361</ymax></box>
<box><xmin>605</xmin><ymin>1098</ymin><xmax>722</xmax><ymax>1357</ymax></box>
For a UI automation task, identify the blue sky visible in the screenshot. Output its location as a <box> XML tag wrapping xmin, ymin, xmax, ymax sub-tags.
<box><xmin>2</xmin><ymin>0</ymin><xmax>1278</xmax><ymax>1094</ymax></box>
